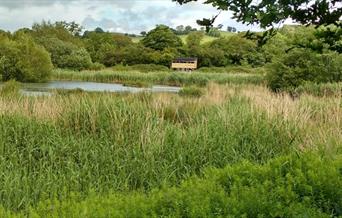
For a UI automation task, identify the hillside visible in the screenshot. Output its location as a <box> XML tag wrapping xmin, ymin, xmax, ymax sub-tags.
<box><xmin>131</xmin><ymin>30</ymin><xmax>235</xmax><ymax>44</ymax></box>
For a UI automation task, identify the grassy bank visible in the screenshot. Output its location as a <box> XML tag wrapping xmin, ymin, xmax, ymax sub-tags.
<box><xmin>0</xmin><ymin>83</ymin><xmax>340</xmax><ymax>215</ymax></box>
<box><xmin>52</xmin><ymin>69</ymin><xmax>265</xmax><ymax>87</ymax></box>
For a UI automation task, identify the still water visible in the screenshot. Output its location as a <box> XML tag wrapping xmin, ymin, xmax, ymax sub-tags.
<box><xmin>0</xmin><ymin>81</ymin><xmax>181</xmax><ymax>95</ymax></box>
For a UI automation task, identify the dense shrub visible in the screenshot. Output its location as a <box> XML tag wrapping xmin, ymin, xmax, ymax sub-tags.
<box><xmin>38</xmin><ymin>37</ymin><xmax>92</xmax><ymax>70</ymax></box>
<box><xmin>0</xmin><ymin>35</ymin><xmax>53</xmax><ymax>82</ymax></box>
<box><xmin>267</xmin><ymin>49</ymin><xmax>342</xmax><ymax>91</ymax></box>
<box><xmin>88</xmin><ymin>62</ymin><xmax>106</xmax><ymax>71</ymax></box>
<box><xmin>210</xmin><ymin>35</ymin><xmax>260</xmax><ymax>66</ymax></box>
<box><xmin>120</xmin><ymin>45</ymin><xmax>158</xmax><ymax>65</ymax></box>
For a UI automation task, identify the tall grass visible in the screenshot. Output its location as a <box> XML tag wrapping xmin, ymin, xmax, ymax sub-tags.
<box><xmin>1</xmin><ymin>153</ymin><xmax>341</xmax><ymax>217</ymax></box>
<box><xmin>0</xmin><ymin>86</ymin><xmax>298</xmax><ymax>211</ymax></box>
<box><xmin>295</xmin><ymin>82</ymin><xmax>342</xmax><ymax>97</ymax></box>
<box><xmin>52</xmin><ymin>69</ymin><xmax>265</xmax><ymax>86</ymax></box>
<box><xmin>0</xmin><ymin>84</ymin><xmax>340</xmax><ymax>214</ymax></box>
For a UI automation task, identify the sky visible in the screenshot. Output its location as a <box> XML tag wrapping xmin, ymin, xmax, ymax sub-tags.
<box><xmin>0</xmin><ymin>0</ymin><xmax>261</xmax><ymax>33</ymax></box>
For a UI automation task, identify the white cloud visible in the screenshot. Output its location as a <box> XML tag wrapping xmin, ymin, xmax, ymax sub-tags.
<box><xmin>0</xmin><ymin>0</ymin><xmax>258</xmax><ymax>33</ymax></box>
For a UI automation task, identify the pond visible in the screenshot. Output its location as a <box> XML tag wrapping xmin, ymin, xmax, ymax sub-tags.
<box><xmin>0</xmin><ymin>81</ymin><xmax>181</xmax><ymax>95</ymax></box>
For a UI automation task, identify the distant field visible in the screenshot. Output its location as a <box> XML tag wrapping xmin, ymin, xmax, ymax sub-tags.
<box><xmin>131</xmin><ymin>31</ymin><xmax>235</xmax><ymax>44</ymax></box>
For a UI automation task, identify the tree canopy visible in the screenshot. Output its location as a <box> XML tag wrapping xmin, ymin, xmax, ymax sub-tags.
<box><xmin>173</xmin><ymin>0</ymin><xmax>341</xmax><ymax>28</ymax></box>
<box><xmin>142</xmin><ymin>25</ymin><xmax>183</xmax><ymax>51</ymax></box>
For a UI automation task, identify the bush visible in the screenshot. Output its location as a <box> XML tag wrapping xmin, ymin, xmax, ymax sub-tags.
<box><xmin>0</xmin><ymin>35</ymin><xmax>53</xmax><ymax>82</ymax></box>
<box><xmin>267</xmin><ymin>49</ymin><xmax>342</xmax><ymax>92</ymax></box>
<box><xmin>210</xmin><ymin>35</ymin><xmax>259</xmax><ymax>66</ymax></box>
<box><xmin>179</xmin><ymin>86</ymin><xmax>204</xmax><ymax>97</ymax></box>
<box><xmin>38</xmin><ymin>37</ymin><xmax>92</xmax><ymax>71</ymax></box>
<box><xmin>88</xmin><ymin>62</ymin><xmax>106</xmax><ymax>71</ymax></box>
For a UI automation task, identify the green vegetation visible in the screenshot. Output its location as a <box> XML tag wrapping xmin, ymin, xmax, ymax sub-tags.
<box><xmin>0</xmin><ymin>4</ymin><xmax>341</xmax><ymax>216</ymax></box>
<box><xmin>1</xmin><ymin>20</ymin><xmax>340</xmax><ymax>92</ymax></box>
<box><xmin>179</xmin><ymin>86</ymin><xmax>204</xmax><ymax>97</ymax></box>
<box><xmin>1</xmin><ymin>153</ymin><xmax>340</xmax><ymax>217</ymax></box>
<box><xmin>0</xmin><ymin>84</ymin><xmax>341</xmax><ymax>216</ymax></box>
<box><xmin>267</xmin><ymin>49</ymin><xmax>342</xmax><ymax>92</ymax></box>
<box><xmin>295</xmin><ymin>82</ymin><xmax>342</xmax><ymax>97</ymax></box>
<box><xmin>0</xmin><ymin>34</ymin><xmax>53</xmax><ymax>82</ymax></box>
<box><xmin>52</xmin><ymin>69</ymin><xmax>265</xmax><ymax>86</ymax></box>
<box><xmin>142</xmin><ymin>25</ymin><xmax>183</xmax><ymax>51</ymax></box>
<box><xmin>0</xmin><ymin>80</ymin><xmax>20</xmax><ymax>96</ymax></box>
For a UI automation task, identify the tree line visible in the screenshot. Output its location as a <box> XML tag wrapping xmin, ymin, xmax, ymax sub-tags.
<box><xmin>0</xmin><ymin>20</ymin><xmax>341</xmax><ymax>91</ymax></box>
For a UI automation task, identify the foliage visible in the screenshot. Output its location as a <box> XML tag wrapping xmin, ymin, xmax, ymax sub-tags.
<box><xmin>174</xmin><ymin>0</ymin><xmax>341</xmax><ymax>29</ymax></box>
<box><xmin>206</xmin><ymin>27</ymin><xmax>221</xmax><ymax>37</ymax></box>
<box><xmin>174</xmin><ymin>25</ymin><xmax>197</xmax><ymax>35</ymax></box>
<box><xmin>186</xmin><ymin>31</ymin><xmax>205</xmax><ymax>48</ymax></box>
<box><xmin>210</xmin><ymin>35</ymin><xmax>262</xmax><ymax>66</ymax></box>
<box><xmin>55</xmin><ymin>21</ymin><xmax>83</xmax><ymax>37</ymax></box>
<box><xmin>179</xmin><ymin>86</ymin><xmax>204</xmax><ymax>97</ymax></box>
<box><xmin>39</xmin><ymin>37</ymin><xmax>92</xmax><ymax>70</ymax></box>
<box><xmin>31</xmin><ymin>21</ymin><xmax>82</xmax><ymax>46</ymax></box>
<box><xmin>30</xmin><ymin>21</ymin><xmax>92</xmax><ymax>70</ymax></box>
<box><xmin>88</xmin><ymin>62</ymin><xmax>106</xmax><ymax>71</ymax></box>
<box><xmin>82</xmin><ymin>31</ymin><xmax>117</xmax><ymax>65</ymax></box>
<box><xmin>1</xmin><ymin>153</ymin><xmax>341</xmax><ymax>217</ymax></box>
<box><xmin>142</xmin><ymin>25</ymin><xmax>183</xmax><ymax>51</ymax></box>
<box><xmin>266</xmin><ymin>49</ymin><xmax>342</xmax><ymax>91</ymax></box>
<box><xmin>0</xmin><ymin>34</ymin><xmax>53</xmax><ymax>82</ymax></box>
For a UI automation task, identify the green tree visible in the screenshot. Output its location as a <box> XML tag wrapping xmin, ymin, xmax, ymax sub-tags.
<box><xmin>38</xmin><ymin>37</ymin><xmax>92</xmax><ymax>70</ymax></box>
<box><xmin>55</xmin><ymin>21</ymin><xmax>83</xmax><ymax>37</ymax></box>
<box><xmin>31</xmin><ymin>21</ymin><xmax>83</xmax><ymax>46</ymax></box>
<box><xmin>174</xmin><ymin>0</ymin><xmax>341</xmax><ymax>52</ymax></box>
<box><xmin>83</xmin><ymin>31</ymin><xmax>116</xmax><ymax>64</ymax></box>
<box><xmin>0</xmin><ymin>34</ymin><xmax>53</xmax><ymax>82</ymax></box>
<box><xmin>186</xmin><ymin>31</ymin><xmax>204</xmax><ymax>48</ymax></box>
<box><xmin>112</xmin><ymin>34</ymin><xmax>133</xmax><ymax>48</ymax></box>
<box><xmin>142</xmin><ymin>25</ymin><xmax>183</xmax><ymax>51</ymax></box>
<box><xmin>210</xmin><ymin>35</ymin><xmax>258</xmax><ymax>65</ymax></box>
<box><xmin>174</xmin><ymin>0</ymin><xmax>341</xmax><ymax>28</ymax></box>
<box><xmin>94</xmin><ymin>27</ymin><xmax>105</xmax><ymax>33</ymax></box>
<box><xmin>267</xmin><ymin>49</ymin><xmax>342</xmax><ymax>91</ymax></box>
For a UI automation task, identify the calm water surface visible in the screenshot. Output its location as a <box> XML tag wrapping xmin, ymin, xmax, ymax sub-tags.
<box><xmin>0</xmin><ymin>81</ymin><xmax>181</xmax><ymax>95</ymax></box>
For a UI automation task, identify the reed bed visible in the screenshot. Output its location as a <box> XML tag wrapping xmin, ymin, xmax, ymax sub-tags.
<box><xmin>0</xmin><ymin>83</ymin><xmax>340</xmax><ymax>215</ymax></box>
<box><xmin>240</xmin><ymin>85</ymin><xmax>342</xmax><ymax>152</ymax></box>
<box><xmin>52</xmin><ymin>69</ymin><xmax>265</xmax><ymax>87</ymax></box>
